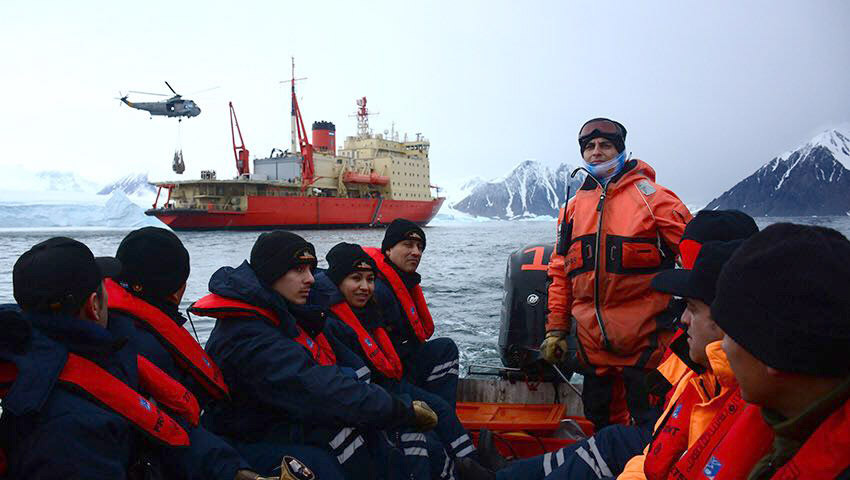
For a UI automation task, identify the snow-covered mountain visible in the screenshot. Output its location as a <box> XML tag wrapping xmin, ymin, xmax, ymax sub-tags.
<box><xmin>98</xmin><ymin>172</ymin><xmax>156</xmax><ymax>196</ymax></box>
<box><xmin>452</xmin><ymin>161</ymin><xmax>585</xmax><ymax>219</ymax></box>
<box><xmin>706</xmin><ymin>127</ymin><xmax>850</xmax><ymax>216</ymax></box>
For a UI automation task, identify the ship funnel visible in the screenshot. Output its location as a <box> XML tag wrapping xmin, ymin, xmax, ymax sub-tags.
<box><xmin>312</xmin><ymin>121</ymin><xmax>336</xmax><ymax>153</ymax></box>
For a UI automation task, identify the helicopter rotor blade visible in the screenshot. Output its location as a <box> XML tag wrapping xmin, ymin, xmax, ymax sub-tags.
<box><xmin>128</xmin><ymin>90</ymin><xmax>169</xmax><ymax>97</ymax></box>
<box><xmin>164</xmin><ymin>81</ymin><xmax>178</xmax><ymax>95</ymax></box>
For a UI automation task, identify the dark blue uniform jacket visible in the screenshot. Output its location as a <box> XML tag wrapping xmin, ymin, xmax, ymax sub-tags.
<box><xmin>201</xmin><ymin>262</ymin><xmax>413</xmax><ymax>445</ymax></box>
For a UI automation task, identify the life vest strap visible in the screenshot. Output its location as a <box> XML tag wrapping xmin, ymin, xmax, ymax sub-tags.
<box><xmin>330</xmin><ymin>302</ymin><xmax>402</xmax><ymax>379</ymax></box>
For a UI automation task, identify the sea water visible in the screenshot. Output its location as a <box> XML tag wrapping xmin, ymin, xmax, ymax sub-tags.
<box><xmin>1</xmin><ymin>217</ymin><xmax>848</xmax><ymax>375</ymax></box>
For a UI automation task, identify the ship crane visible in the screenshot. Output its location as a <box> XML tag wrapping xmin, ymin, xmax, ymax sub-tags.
<box><xmin>229</xmin><ymin>102</ymin><xmax>250</xmax><ymax>176</ymax></box>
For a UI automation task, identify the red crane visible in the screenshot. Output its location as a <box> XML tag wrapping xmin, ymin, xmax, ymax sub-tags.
<box><xmin>229</xmin><ymin>102</ymin><xmax>250</xmax><ymax>176</ymax></box>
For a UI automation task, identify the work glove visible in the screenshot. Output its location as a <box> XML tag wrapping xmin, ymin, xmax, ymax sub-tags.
<box><xmin>235</xmin><ymin>456</ymin><xmax>317</xmax><ymax>480</ymax></box>
<box><xmin>411</xmin><ymin>400</ymin><xmax>438</xmax><ymax>432</ymax></box>
<box><xmin>540</xmin><ymin>330</ymin><xmax>568</xmax><ymax>364</ymax></box>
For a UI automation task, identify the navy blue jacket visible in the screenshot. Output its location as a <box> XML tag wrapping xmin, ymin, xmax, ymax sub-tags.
<box><xmin>0</xmin><ymin>304</ymin><xmax>153</xmax><ymax>479</ymax></box>
<box><xmin>201</xmin><ymin>262</ymin><xmax>414</xmax><ymax>444</ymax></box>
<box><xmin>109</xmin><ymin>293</ymin><xmax>251</xmax><ymax>479</ymax></box>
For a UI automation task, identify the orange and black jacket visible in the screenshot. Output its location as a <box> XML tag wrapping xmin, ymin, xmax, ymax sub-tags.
<box><xmin>547</xmin><ymin>159</ymin><xmax>691</xmax><ymax>372</ymax></box>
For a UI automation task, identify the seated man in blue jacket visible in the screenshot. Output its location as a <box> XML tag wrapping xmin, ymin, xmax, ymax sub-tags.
<box><xmin>192</xmin><ymin>231</ymin><xmax>439</xmax><ymax>480</ymax></box>
<box><xmin>365</xmin><ymin>220</ymin><xmax>462</xmax><ymax>408</ymax></box>
<box><xmin>108</xmin><ymin>226</ymin><xmax>328</xmax><ymax>479</ymax></box>
<box><xmin>0</xmin><ymin>237</ymin><xmax>275</xmax><ymax>480</ymax></box>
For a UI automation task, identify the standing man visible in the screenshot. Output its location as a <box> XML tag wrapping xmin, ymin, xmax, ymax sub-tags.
<box><xmin>542</xmin><ymin>118</ymin><xmax>692</xmax><ymax>430</ymax></box>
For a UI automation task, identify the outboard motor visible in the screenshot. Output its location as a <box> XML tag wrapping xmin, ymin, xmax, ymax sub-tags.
<box><xmin>498</xmin><ymin>242</ymin><xmax>555</xmax><ymax>369</ymax></box>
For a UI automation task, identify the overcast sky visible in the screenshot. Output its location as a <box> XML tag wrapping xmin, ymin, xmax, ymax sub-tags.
<box><xmin>1</xmin><ymin>0</ymin><xmax>848</xmax><ymax>205</ymax></box>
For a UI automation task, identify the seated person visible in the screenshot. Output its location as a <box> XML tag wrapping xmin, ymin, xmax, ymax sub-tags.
<box><xmin>314</xmin><ymin>242</ymin><xmax>481</xmax><ymax>478</ymax></box>
<box><xmin>190</xmin><ymin>231</ymin><xmax>438</xmax><ymax>480</ymax></box>
<box><xmin>365</xmin><ymin>219</ymin><xmax>463</xmax><ymax>413</ymax></box>
<box><xmin>0</xmin><ymin>237</ymin><xmax>272</xmax><ymax>479</ymax></box>
<box><xmin>691</xmin><ymin>223</ymin><xmax>850</xmax><ymax>479</ymax></box>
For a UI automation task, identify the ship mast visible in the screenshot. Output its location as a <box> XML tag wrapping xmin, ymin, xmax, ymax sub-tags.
<box><xmin>287</xmin><ymin>58</ymin><xmax>315</xmax><ymax>190</ymax></box>
<box><xmin>290</xmin><ymin>58</ymin><xmax>298</xmax><ymax>153</ymax></box>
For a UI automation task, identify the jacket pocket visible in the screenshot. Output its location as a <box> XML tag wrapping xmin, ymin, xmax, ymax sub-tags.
<box><xmin>606</xmin><ymin>235</ymin><xmax>672</xmax><ymax>274</ymax></box>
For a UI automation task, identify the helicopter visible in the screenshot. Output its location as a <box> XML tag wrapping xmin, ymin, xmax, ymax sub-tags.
<box><xmin>118</xmin><ymin>81</ymin><xmax>207</xmax><ymax>119</ymax></box>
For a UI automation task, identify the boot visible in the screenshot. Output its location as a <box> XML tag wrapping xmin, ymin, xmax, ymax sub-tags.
<box><xmin>457</xmin><ymin>457</ymin><xmax>496</xmax><ymax>480</ymax></box>
<box><xmin>477</xmin><ymin>429</ymin><xmax>508</xmax><ymax>471</ymax></box>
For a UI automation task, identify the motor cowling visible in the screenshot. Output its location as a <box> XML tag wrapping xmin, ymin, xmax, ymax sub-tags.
<box><xmin>498</xmin><ymin>243</ymin><xmax>554</xmax><ymax>368</ymax></box>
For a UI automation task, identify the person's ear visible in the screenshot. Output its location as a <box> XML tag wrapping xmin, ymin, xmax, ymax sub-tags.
<box><xmin>167</xmin><ymin>282</ymin><xmax>188</xmax><ymax>305</ymax></box>
<box><xmin>81</xmin><ymin>291</ymin><xmax>100</xmax><ymax>322</ymax></box>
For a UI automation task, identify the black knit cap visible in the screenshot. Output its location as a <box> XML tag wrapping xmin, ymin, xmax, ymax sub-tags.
<box><xmin>381</xmin><ymin>218</ymin><xmax>426</xmax><ymax>253</ymax></box>
<box><xmin>711</xmin><ymin>223</ymin><xmax>850</xmax><ymax>377</ymax></box>
<box><xmin>250</xmin><ymin>230</ymin><xmax>317</xmax><ymax>285</ymax></box>
<box><xmin>683</xmin><ymin>210</ymin><xmax>758</xmax><ymax>244</ymax></box>
<box><xmin>116</xmin><ymin>227</ymin><xmax>190</xmax><ymax>298</ymax></box>
<box><xmin>13</xmin><ymin>237</ymin><xmax>121</xmax><ymax>313</ymax></box>
<box><xmin>326</xmin><ymin>242</ymin><xmax>378</xmax><ymax>286</ymax></box>
<box><xmin>651</xmin><ymin>240</ymin><xmax>744</xmax><ymax>305</ymax></box>
<box><xmin>578</xmin><ymin>117</ymin><xmax>627</xmax><ymax>154</ymax></box>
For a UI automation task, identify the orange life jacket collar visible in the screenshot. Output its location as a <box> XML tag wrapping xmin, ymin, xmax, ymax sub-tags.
<box><xmin>363</xmin><ymin>247</ymin><xmax>434</xmax><ymax>343</ymax></box>
<box><xmin>105</xmin><ymin>279</ymin><xmax>230</xmax><ymax>400</ymax></box>
<box><xmin>190</xmin><ymin>294</ymin><xmax>336</xmax><ymax>366</ymax></box>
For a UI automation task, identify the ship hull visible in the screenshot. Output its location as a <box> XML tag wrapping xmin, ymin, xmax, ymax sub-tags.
<box><xmin>146</xmin><ymin>196</ymin><xmax>445</xmax><ymax>231</ymax></box>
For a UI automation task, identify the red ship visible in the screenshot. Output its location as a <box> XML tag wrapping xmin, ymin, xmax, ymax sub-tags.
<box><xmin>146</xmin><ymin>61</ymin><xmax>445</xmax><ymax>231</ymax></box>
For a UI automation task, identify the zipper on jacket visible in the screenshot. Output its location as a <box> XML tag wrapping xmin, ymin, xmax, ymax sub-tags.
<box><xmin>594</xmin><ymin>186</ymin><xmax>613</xmax><ymax>352</ymax></box>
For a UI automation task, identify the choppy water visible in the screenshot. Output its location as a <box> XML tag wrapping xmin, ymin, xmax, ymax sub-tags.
<box><xmin>2</xmin><ymin>216</ymin><xmax>849</xmax><ymax>375</ymax></box>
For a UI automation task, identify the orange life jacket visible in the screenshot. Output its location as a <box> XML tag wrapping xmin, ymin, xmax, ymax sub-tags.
<box><xmin>362</xmin><ymin>247</ymin><xmax>434</xmax><ymax>343</ymax></box>
<box><xmin>547</xmin><ymin>159</ymin><xmax>692</xmax><ymax>371</ymax></box>
<box><xmin>0</xmin><ymin>354</ymin><xmax>192</xmax><ymax>447</ymax></box>
<box><xmin>329</xmin><ymin>302</ymin><xmax>403</xmax><ymax>380</ymax></box>
<box><xmin>105</xmin><ymin>279</ymin><xmax>230</xmax><ymax>400</ymax></box>
<box><xmin>644</xmin><ymin>385</ymin><xmax>700</xmax><ymax>479</ymax></box>
<box><xmin>190</xmin><ymin>294</ymin><xmax>336</xmax><ymax>366</ymax></box>
<box><xmin>672</xmin><ymin>396</ymin><xmax>850</xmax><ymax>480</ymax></box>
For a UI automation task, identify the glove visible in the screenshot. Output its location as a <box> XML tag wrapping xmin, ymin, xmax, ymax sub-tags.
<box><xmin>279</xmin><ymin>456</ymin><xmax>316</xmax><ymax>480</ymax></box>
<box><xmin>236</xmin><ymin>455</ymin><xmax>317</xmax><ymax>480</ymax></box>
<box><xmin>411</xmin><ymin>400</ymin><xmax>438</xmax><ymax>432</ymax></box>
<box><xmin>540</xmin><ymin>330</ymin><xmax>568</xmax><ymax>364</ymax></box>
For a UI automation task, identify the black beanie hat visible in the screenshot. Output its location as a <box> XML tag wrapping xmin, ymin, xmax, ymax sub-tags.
<box><xmin>326</xmin><ymin>243</ymin><xmax>378</xmax><ymax>286</ymax></box>
<box><xmin>250</xmin><ymin>231</ymin><xmax>317</xmax><ymax>285</ymax></box>
<box><xmin>116</xmin><ymin>227</ymin><xmax>190</xmax><ymax>298</ymax></box>
<box><xmin>578</xmin><ymin>117</ymin><xmax>627</xmax><ymax>154</ymax></box>
<box><xmin>711</xmin><ymin>223</ymin><xmax>850</xmax><ymax>377</ymax></box>
<box><xmin>381</xmin><ymin>218</ymin><xmax>426</xmax><ymax>253</ymax></box>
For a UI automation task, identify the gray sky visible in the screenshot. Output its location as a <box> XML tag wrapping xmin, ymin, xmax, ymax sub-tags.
<box><xmin>2</xmin><ymin>0</ymin><xmax>848</xmax><ymax>205</ymax></box>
